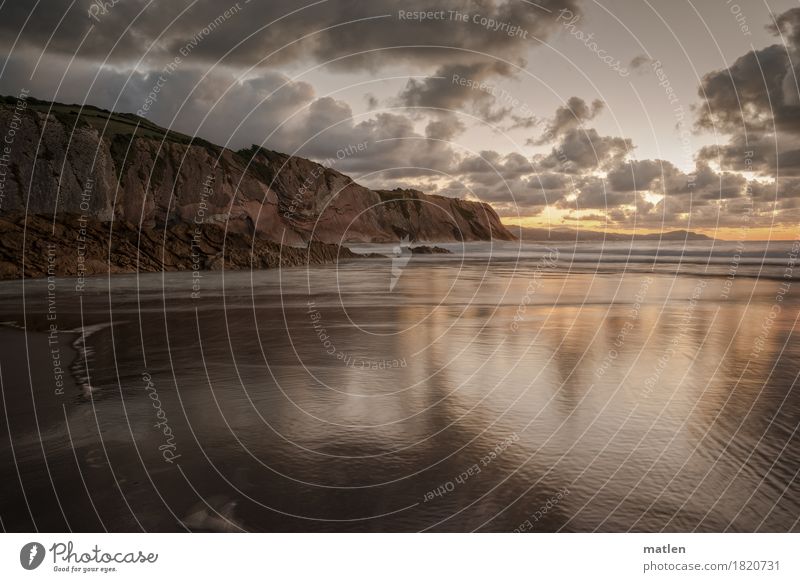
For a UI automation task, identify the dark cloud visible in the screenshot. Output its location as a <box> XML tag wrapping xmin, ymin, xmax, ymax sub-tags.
<box><xmin>0</xmin><ymin>49</ymin><xmax>461</xmax><ymax>183</ymax></box>
<box><xmin>425</xmin><ymin>114</ymin><xmax>466</xmax><ymax>141</ymax></box>
<box><xmin>607</xmin><ymin>159</ymin><xmax>666</xmax><ymax>192</ymax></box>
<box><xmin>628</xmin><ymin>55</ymin><xmax>651</xmax><ymax>72</ymax></box>
<box><xmin>695</xmin><ymin>44</ymin><xmax>792</xmax><ymax>134</ymax></box>
<box><xmin>694</xmin><ymin>7</ymin><xmax>800</xmax><ymax>182</ymax></box>
<box><xmin>533</xmin><ymin>96</ymin><xmax>604</xmax><ymax>145</ymax></box>
<box><xmin>0</xmin><ymin>0</ymin><xmax>579</xmax><ymax>73</ymax></box>
<box><xmin>558</xmin><ymin>176</ymin><xmax>635</xmax><ymax>210</ymax></box>
<box><xmin>527</xmin><ymin>172</ymin><xmax>568</xmax><ymax>192</ymax></box>
<box><xmin>507</xmin><ymin>113</ymin><xmax>541</xmax><ymax>130</ymax></box>
<box><xmin>0</xmin><ymin>0</ymin><xmax>579</xmax><ymax>197</ymax></box>
<box><xmin>750</xmin><ymin>177</ymin><xmax>800</xmax><ymax>199</ymax></box>
<box><xmin>605</xmin><ymin>158</ymin><xmax>748</xmax><ymax>204</ymax></box>
<box><xmin>396</xmin><ymin>62</ymin><xmax>515</xmax><ymax>123</ymax></box>
<box><xmin>0</xmin><ymin>52</ymin><xmax>316</xmax><ymax>148</ymax></box>
<box><xmin>697</xmin><ymin>132</ymin><xmax>800</xmax><ymax>177</ymax></box>
<box><xmin>7</xmin><ymin>1</ymin><xmax>800</xmax><ymax>230</ymax></box>
<box><xmin>439</xmin><ymin>149</ymin><xmax>563</xmax><ymax>214</ymax></box>
<box><xmin>698</xmin><ymin>172</ymin><xmax>746</xmax><ymax>200</ymax></box>
<box><xmin>456</xmin><ymin>151</ymin><xmax>531</xmax><ymax>184</ymax></box>
<box><xmin>769</xmin><ymin>8</ymin><xmax>800</xmax><ymax>56</ymax></box>
<box><xmin>276</xmin><ymin>97</ymin><xmax>461</xmax><ymax>181</ymax></box>
<box><xmin>535</xmin><ymin>128</ymin><xmax>631</xmax><ymax>173</ymax></box>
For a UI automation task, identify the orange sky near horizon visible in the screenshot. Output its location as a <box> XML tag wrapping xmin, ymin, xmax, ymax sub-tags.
<box><xmin>501</xmin><ymin>217</ymin><xmax>800</xmax><ymax>242</ymax></box>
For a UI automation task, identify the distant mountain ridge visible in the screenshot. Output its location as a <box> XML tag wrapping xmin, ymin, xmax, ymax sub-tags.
<box><xmin>513</xmin><ymin>225</ymin><xmax>714</xmax><ymax>242</ymax></box>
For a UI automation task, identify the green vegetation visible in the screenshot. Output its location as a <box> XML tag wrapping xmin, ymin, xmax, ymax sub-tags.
<box><xmin>5</xmin><ymin>97</ymin><xmax>221</xmax><ymax>155</ymax></box>
<box><xmin>1</xmin><ymin>95</ymin><xmax>228</xmax><ymax>180</ymax></box>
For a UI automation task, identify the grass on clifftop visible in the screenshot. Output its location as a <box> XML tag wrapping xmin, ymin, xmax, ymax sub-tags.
<box><xmin>1</xmin><ymin>95</ymin><xmax>220</xmax><ymax>154</ymax></box>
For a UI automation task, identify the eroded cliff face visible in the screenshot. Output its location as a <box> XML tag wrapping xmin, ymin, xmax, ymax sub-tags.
<box><xmin>0</xmin><ymin>101</ymin><xmax>514</xmax><ymax>246</ymax></box>
<box><xmin>0</xmin><ymin>213</ymin><xmax>355</xmax><ymax>280</ymax></box>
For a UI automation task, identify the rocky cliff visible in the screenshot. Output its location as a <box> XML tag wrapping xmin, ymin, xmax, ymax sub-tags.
<box><xmin>0</xmin><ymin>97</ymin><xmax>513</xmax><ymax>248</ymax></box>
<box><xmin>0</xmin><ymin>213</ymin><xmax>359</xmax><ymax>280</ymax></box>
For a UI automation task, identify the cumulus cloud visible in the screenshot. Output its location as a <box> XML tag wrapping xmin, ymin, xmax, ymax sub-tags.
<box><xmin>607</xmin><ymin>159</ymin><xmax>666</xmax><ymax>192</ymax></box>
<box><xmin>0</xmin><ymin>0</ymin><xmax>579</xmax><ymax>196</ymax></box>
<box><xmin>628</xmin><ymin>55</ymin><xmax>651</xmax><ymax>72</ymax></box>
<box><xmin>0</xmin><ymin>0</ymin><xmax>579</xmax><ymax>72</ymax></box>
<box><xmin>683</xmin><ymin>7</ymin><xmax>800</xmax><ymax>227</ymax></box>
<box><xmin>535</xmin><ymin>128</ymin><xmax>631</xmax><ymax>173</ymax></box>
<box><xmin>695</xmin><ymin>8</ymin><xmax>800</xmax><ymax>180</ymax></box>
<box><xmin>558</xmin><ymin>176</ymin><xmax>636</xmax><ymax>210</ymax></box>
<box><xmin>0</xmin><ymin>51</ymin><xmax>316</xmax><ymax>148</ymax></box>
<box><xmin>533</xmin><ymin>96</ymin><xmax>604</xmax><ymax>145</ymax></box>
<box><xmin>273</xmin><ymin>96</ymin><xmax>461</xmax><ymax>181</ymax></box>
<box><xmin>5</xmin><ymin>0</ymin><xmax>800</xmax><ymax>230</ymax></box>
<box><xmin>425</xmin><ymin>114</ymin><xmax>466</xmax><ymax>141</ymax></box>
<box><xmin>695</xmin><ymin>44</ymin><xmax>792</xmax><ymax>135</ymax></box>
<box><xmin>397</xmin><ymin>62</ymin><xmax>516</xmax><ymax>124</ymax></box>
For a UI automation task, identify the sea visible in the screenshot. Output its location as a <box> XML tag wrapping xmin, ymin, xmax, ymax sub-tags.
<box><xmin>0</xmin><ymin>239</ymin><xmax>798</xmax><ymax>531</ymax></box>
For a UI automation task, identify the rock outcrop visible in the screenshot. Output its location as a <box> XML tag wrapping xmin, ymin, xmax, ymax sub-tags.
<box><xmin>0</xmin><ymin>96</ymin><xmax>514</xmax><ymax>279</ymax></box>
<box><xmin>0</xmin><ymin>213</ymin><xmax>357</xmax><ymax>280</ymax></box>
<box><xmin>410</xmin><ymin>245</ymin><xmax>452</xmax><ymax>255</ymax></box>
<box><xmin>0</xmin><ymin>97</ymin><xmax>513</xmax><ymax>247</ymax></box>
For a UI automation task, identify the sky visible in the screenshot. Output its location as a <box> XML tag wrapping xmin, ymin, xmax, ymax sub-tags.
<box><xmin>1</xmin><ymin>0</ymin><xmax>799</xmax><ymax>239</ymax></box>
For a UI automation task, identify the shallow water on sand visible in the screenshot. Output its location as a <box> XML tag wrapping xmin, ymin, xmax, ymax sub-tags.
<box><xmin>0</xmin><ymin>241</ymin><xmax>798</xmax><ymax>531</ymax></box>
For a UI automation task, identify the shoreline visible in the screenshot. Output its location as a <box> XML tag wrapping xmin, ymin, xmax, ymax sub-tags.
<box><xmin>0</xmin><ymin>216</ymin><xmax>794</xmax><ymax>283</ymax></box>
<box><xmin>0</xmin><ymin>257</ymin><xmax>791</xmax><ymax>285</ymax></box>
<box><xmin>0</xmin><ymin>213</ymin><xmax>370</xmax><ymax>281</ymax></box>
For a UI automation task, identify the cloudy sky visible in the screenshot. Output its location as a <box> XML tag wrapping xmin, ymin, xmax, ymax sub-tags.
<box><xmin>1</xmin><ymin>0</ymin><xmax>799</xmax><ymax>239</ymax></box>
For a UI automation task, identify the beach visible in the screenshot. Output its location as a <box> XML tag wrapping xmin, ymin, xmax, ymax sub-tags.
<box><xmin>0</xmin><ymin>240</ymin><xmax>798</xmax><ymax>532</ymax></box>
